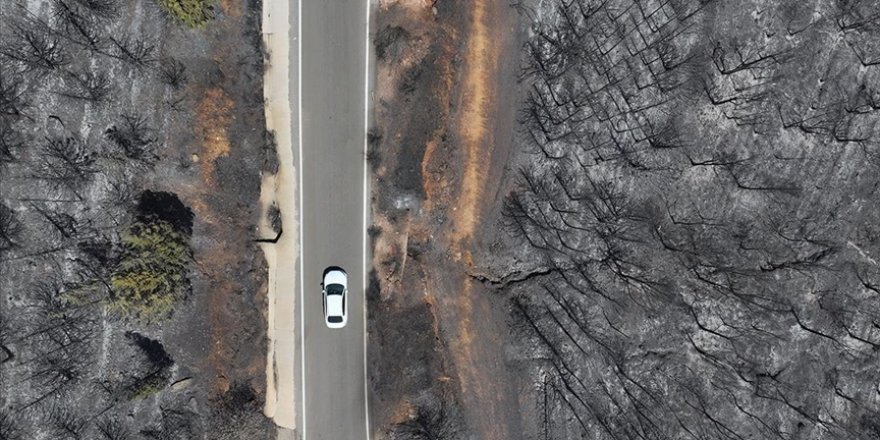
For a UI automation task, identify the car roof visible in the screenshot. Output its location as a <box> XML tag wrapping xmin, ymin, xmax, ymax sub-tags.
<box><xmin>326</xmin><ymin>295</ymin><xmax>344</xmax><ymax>317</ymax></box>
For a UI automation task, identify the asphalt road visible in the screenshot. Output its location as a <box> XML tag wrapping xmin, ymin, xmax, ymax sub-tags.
<box><xmin>297</xmin><ymin>0</ymin><xmax>368</xmax><ymax>438</ymax></box>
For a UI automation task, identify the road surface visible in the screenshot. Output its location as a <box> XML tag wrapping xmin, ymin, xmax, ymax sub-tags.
<box><xmin>297</xmin><ymin>0</ymin><xmax>370</xmax><ymax>438</ymax></box>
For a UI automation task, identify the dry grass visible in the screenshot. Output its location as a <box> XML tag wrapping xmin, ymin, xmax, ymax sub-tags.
<box><xmin>219</xmin><ymin>0</ymin><xmax>242</xmax><ymax>18</ymax></box>
<box><xmin>196</xmin><ymin>87</ymin><xmax>234</xmax><ymax>185</ymax></box>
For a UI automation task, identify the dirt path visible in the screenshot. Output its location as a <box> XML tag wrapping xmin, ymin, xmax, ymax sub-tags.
<box><xmin>443</xmin><ymin>1</ymin><xmax>524</xmax><ymax>439</ymax></box>
<box><xmin>451</xmin><ymin>0</ymin><xmax>498</xmax><ymax>246</ymax></box>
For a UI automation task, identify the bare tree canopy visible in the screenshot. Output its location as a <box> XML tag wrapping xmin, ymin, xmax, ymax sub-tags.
<box><xmin>502</xmin><ymin>0</ymin><xmax>880</xmax><ymax>438</ymax></box>
<box><xmin>0</xmin><ymin>203</ymin><xmax>23</xmax><ymax>252</ymax></box>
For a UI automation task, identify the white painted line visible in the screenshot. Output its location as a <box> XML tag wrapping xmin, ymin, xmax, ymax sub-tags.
<box><xmin>298</xmin><ymin>0</ymin><xmax>306</xmax><ymax>435</ymax></box>
<box><xmin>362</xmin><ymin>0</ymin><xmax>371</xmax><ymax>435</ymax></box>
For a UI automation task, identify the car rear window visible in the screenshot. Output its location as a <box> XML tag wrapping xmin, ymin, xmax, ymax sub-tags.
<box><xmin>328</xmin><ymin>316</ymin><xmax>343</xmax><ymax>323</ymax></box>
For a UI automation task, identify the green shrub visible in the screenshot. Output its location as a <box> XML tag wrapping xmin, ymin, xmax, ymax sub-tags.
<box><xmin>155</xmin><ymin>0</ymin><xmax>214</xmax><ymax>28</ymax></box>
<box><xmin>110</xmin><ymin>220</ymin><xmax>190</xmax><ymax>321</ymax></box>
<box><xmin>128</xmin><ymin>373</ymin><xmax>169</xmax><ymax>400</ymax></box>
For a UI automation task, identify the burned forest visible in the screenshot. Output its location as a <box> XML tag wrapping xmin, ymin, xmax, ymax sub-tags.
<box><xmin>3</xmin><ymin>0</ymin><xmax>880</xmax><ymax>438</ymax></box>
<box><xmin>500</xmin><ymin>0</ymin><xmax>880</xmax><ymax>438</ymax></box>
<box><xmin>0</xmin><ymin>0</ymin><xmax>273</xmax><ymax>438</ymax></box>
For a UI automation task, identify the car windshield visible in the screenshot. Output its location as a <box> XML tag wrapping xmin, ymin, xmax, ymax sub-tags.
<box><xmin>326</xmin><ymin>283</ymin><xmax>344</xmax><ymax>295</ymax></box>
<box><xmin>328</xmin><ymin>316</ymin><xmax>343</xmax><ymax>323</ymax></box>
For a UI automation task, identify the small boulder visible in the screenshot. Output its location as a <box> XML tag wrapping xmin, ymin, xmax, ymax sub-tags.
<box><xmin>171</xmin><ymin>377</ymin><xmax>193</xmax><ymax>391</ymax></box>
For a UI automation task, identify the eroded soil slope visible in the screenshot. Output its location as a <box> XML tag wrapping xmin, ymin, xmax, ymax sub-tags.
<box><xmin>368</xmin><ymin>0</ymin><xmax>524</xmax><ymax>438</ymax></box>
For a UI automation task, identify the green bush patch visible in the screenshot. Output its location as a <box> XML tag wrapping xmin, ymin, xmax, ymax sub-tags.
<box><xmin>128</xmin><ymin>373</ymin><xmax>169</xmax><ymax>400</ymax></box>
<box><xmin>110</xmin><ymin>220</ymin><xmax>191</xmax><ymax>321</ymax></box>
<box><xmin>119</xmin><ymin>332</ymin><xmax>175</xmax><ymax>400</ymax></box>
<box><xmin>155</xmin><ymin>0</ymin><xmax>214</xmax><ymax>28</ymax></box>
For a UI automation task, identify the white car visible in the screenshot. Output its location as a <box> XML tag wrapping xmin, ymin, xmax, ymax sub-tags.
<box><xmin>322</xmin><ymin>267</ymin><xmax>348</xmax><ymax>328</ymax></box>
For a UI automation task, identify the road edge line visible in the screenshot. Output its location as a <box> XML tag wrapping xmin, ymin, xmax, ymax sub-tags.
<box><xmin>298</xmin><ymin>0</ymin><xmax>306</xmax><ymax>435</ymax></box>
<box><xmin>362</xmin><ymin>0</ymin><xmax>373</xmax><ymax>436</ymax></box>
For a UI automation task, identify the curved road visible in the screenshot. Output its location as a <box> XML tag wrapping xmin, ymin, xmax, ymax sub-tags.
<box><xmin>296</xmin><ymin>0</ymin><xmax>370</xmax><ymax>438</ymax></box>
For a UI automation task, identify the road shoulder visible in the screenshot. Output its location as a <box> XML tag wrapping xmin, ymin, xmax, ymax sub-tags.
<box><xmin>260</xmin><ymin>0</ymin><xmax>301</xmax><ymax>432</ymax></box>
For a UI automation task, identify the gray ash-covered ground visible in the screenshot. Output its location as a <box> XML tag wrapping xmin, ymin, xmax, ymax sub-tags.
<box><xmin>492</xmin><ymin>0</ymin><xmax>880</xmax><ymax>438</ymax></box>
<box><xmin>370</xmin><ymin>0</ymin><xmax>880</xmax><ymax>439</ymax></box>
<box><xmin>0</xmin><ymin>0</ymin><xmax>274</xmax><ymax>438</ymax></box>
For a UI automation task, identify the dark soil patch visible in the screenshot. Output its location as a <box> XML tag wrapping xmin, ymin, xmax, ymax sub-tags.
<box><xmin>381</xmin><ymin>45</ymin><xmax>442</xmax><ymax>201</ymax></box>
<box><xmin>375</xmin><ymin>26</ymin><xmax>411</xmax><ymax>61</ymax></box>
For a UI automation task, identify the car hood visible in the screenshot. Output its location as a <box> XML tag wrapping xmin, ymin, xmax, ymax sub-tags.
<box><xmin>324</xmin><ymin>270</ymin><xmax>347</xmax><ymax>287</ymax></box>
